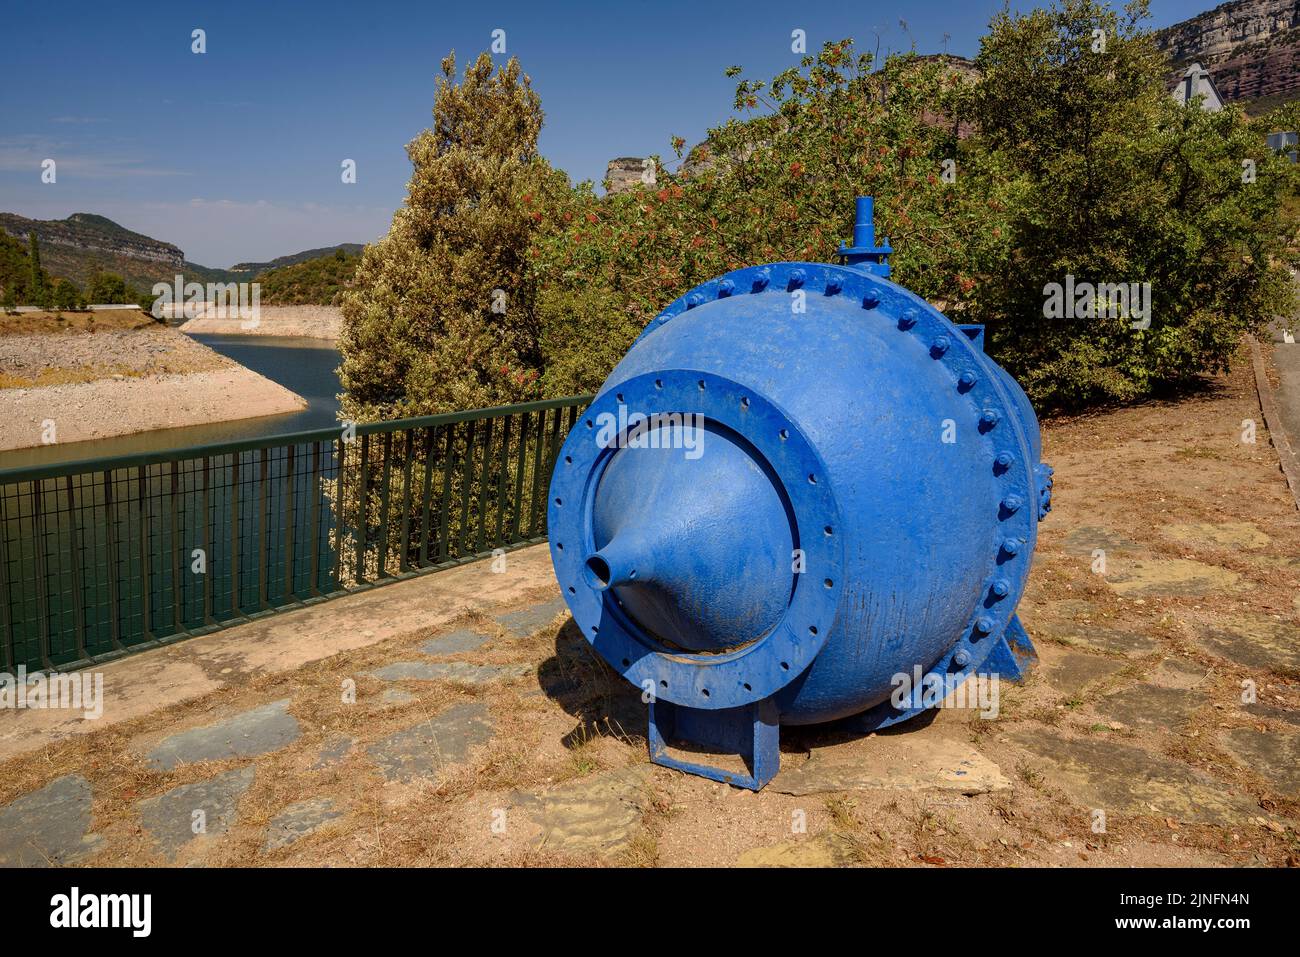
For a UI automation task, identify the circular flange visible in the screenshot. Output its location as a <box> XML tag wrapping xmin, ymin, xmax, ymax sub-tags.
<box><xmin>548</xmin><ymin>369</ymin><xmax>845</xmax><ymax>711</ymax></box>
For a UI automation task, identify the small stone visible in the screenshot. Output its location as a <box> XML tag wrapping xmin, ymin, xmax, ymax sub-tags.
<box><xmin>1010</xmin><ymin>731</ymin><xmax>1257</xmax><ymax>825</ymax></box>
<box><xmin>1095</xmin><ymin>685</ymin><xmax>1202</xmax><ymax>732</ymax></box>
<box><xmin>1220</xmin><ymin>726</ymin><xmax>1300</xmax><ymax>794</ymax></box>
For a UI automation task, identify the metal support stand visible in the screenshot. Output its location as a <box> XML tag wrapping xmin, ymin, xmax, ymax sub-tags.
<box><xmin>980</xmin><ymin>614</ymin><xmax>1037</xmax><ymax>681</ymax></box>
<box><xmin>648</xmin><ymin>698</ymin><xmax>780</xmax><ymax>791</ymax></box>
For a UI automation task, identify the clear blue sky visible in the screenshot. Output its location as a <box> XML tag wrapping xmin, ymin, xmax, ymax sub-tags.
<box><xmin>0</xmin><ymin>0</ymin><xmax>1211</xmax><ymax>267</ymax></box>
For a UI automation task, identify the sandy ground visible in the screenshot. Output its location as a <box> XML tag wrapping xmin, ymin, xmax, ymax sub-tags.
<box><xmin>0</xmin><ymin>314</ymin><xmax>305</xmax><ymax>452</ymax></box>
<box><xmin>0</xmin><ymin>345</ymin><xmax>1297</xmax><ymax>868</ymax></box>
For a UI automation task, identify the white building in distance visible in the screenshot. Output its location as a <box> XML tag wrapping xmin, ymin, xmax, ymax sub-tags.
<box><xmin>1171</xmin><ymin>62</ymin><xmax>1224</xmax><ymax>112</ymax></box>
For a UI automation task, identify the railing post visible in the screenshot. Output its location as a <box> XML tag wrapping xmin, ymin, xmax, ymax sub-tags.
<box><xmin>104</xmin><ymin>471</ymin><xmax>123</xmax><ymax>650</ymax></box>
<box><xmin>333</xmin><ymin>437</ymin><xmax>345</xmax><ymax>591</ymax></box>
<box><xmin>527</xmin><ymin>409</ymin><xmax>550</xmax><ymax>537</ymax></box>
<box><xmin>457</xmin><ymin>421</ymin><xmax>476</xmax><ymax>559</ymax></box>
<box><xmin>308</xmin><ymin>441</ymin><xmax>322</xmax><ymax>597</ymax></box>
<box><xmin>137</xmin><ymin>466</ymin><xmax>152</xmax><ymax>643</ymax></box>
<box><xmin>0</xmin><ymin>487</ymin><xmax>13</xmax><ymax>671</ymax></box>
<box><xmin>202</xmin><ymin>457</ymin><xmax>213</xmax><ymax>625</ymax></box>
<box><xmin>475</xmin><ymin>417</ymin><xmax>495</xmax><ymax>554</ymax></box>
<box><xmin>258</xmin><ymin>448</ymin><xmax>270</xmax><ymax>609</ymax></box>
<box><xmin>437</xmin><ymin>425</ymin><xmax>455</xmax><ymax>563</ymax></box>
<box><xmin>418</xmin><ymin>427</ymin><xmax>435</xmax><ymax>567</ymax></box>
<box><xmin>283</xmin><ymin>444</ymin><xmax>296</xmax><ymax>602</ymax></box>
<box><xmin>509</xmin><ymin>412</ymin><xmax>531</xmax><ymax>543</ymax></box>
<box><xmin>399</xmin><ymin>430</ymin><xmax>413</xmax><ymax>573</ymax></box>
<box><xmin>170</xmin><ymin>460</ymin><xmax>182</xmax><ymax>634</ymax></box>
<box><xmin>355</xmin><ymin>433</ymin><xmax>370</xmax><ymax>584</ymax></box>
<box><xmin>377</xmin><ymin>432</ymin><xmax>393</xmax><ymax>578</ymax></box>
<box><xmin>494</xmin><ymin>414</ymin><xmax>513</xmax><ymax>547</ymax></box>
<box><xmin>65</xmin><ymin>475</ymin><xmax>87</xmax><ymax>662</ymax></box>
<box><xmin>230</xmin><ymin>453</ymin><xmax>241</xmax><ymax>618</ymax></box>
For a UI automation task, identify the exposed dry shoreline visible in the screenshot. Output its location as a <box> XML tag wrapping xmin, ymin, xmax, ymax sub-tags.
<box><xmin>177</xmin><ymin>304</ymin><xmax>342</xmax><ymax>340</ymax></box>
<box><xmin>0</xmin><ymin>311</ymin><xmax>306</xmax><ymax>452</ymax></box>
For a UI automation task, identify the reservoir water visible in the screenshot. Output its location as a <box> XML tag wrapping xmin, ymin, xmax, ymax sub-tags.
<box><xmin>0</xmin><ymin>335</ymin><xmax>342</xmax><ymax>471</ymax></box>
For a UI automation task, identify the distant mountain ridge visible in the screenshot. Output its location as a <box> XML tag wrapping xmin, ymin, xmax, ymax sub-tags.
<box><xmin>0</xmin><ymin>211</ymin><xmax>364</xmax><ymax>295</ymax></box>
<box><xmin>229</xmin><ymin>244</ymin><xmax>365</xmax><ymax>275</ymax></box>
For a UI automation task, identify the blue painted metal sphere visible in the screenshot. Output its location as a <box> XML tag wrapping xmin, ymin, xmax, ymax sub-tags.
<box><xmin>547</xmin><ymin>198</ymin><xmax>1052</xmax><ymax>788</ymax></box>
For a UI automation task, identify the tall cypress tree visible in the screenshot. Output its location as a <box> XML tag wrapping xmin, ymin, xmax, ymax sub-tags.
<box><xmin>338</xmin><ymin>52</ymin><xmax>559</xmax><ymax>421</ymax></box>
<box><xmin>27</xmin><ymin>232</ymin><xmax>44</xmax><ymax>302</ymax></box>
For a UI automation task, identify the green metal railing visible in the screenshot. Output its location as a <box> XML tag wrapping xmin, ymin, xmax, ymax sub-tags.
<box><xmin>0</xmin><ymin>394</ymin><xmax>592</xmax><ymax>675</ymax></box>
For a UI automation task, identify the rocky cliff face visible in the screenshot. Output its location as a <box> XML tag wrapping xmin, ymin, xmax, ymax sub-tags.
<box><xmin>604</xmin><ymin>157</ymin><xmax>655</xmax><ymax>195</ymax></box>
<box><xmin>0</xmin><ymin>212</ymin><xmax>184</xmax><ymax>268</ymax></box>
<box><xmin>1155</xmin><ymin>0</ymin><xmax>1300</xmax><ymax>108</ymax></box>
<box><xmin>0</xmin><ymin>212</ymin><xmax>241</xmax><ymax>291</ymax></box>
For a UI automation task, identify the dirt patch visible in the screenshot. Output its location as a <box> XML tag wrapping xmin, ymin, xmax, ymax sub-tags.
<box><xmin>0</xmin><ymin>308</ymin><xmax>154</xmax><ymax>336</ymax></box>
<box><xmin>0</xmin><ymin>320</ymin><xmax>229</xmax><ymax>389</ymax></box>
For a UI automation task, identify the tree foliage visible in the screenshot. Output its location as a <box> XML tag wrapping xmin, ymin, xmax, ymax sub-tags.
<box><xmin>970</xmin><ymin>0</ymin><xmax>1297</xmax><ymax>404</ymax></box>
<box><xmin>338</xmin><ymin>52</ymin><xmax>561</xmax><ymax>422</ymax></box>
<box><xmin>256</xmin><ymin>250</ymin><xmax>361</xmax><ymax>305</ymax></box>
<box><xmin>341</xmin><ymin>0</ymin><xmax>1299</xmax><ymax>416</ymax></box>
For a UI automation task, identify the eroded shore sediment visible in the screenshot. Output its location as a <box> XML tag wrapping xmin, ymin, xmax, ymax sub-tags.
<box><xmin>177</xmin><ymin>305</ymin><xmax>342</xmax><ymax>340</ymax></box>
<box><xmin>0</xmin><ymin>314</ymin><xmax>307</xmax><ymax>452</ymax></box>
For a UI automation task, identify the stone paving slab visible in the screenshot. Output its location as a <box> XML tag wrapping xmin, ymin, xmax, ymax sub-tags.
<box><xmin>0</xmin><ymin>543</ymin><xmax>557</xmax><ymax>764</ymax></box>
<box><xmin>1060</xmin><ymin>526</ymin><xmax>1141</xmax><ymax>557</ymax></box>
<box><xmin>138</xmin><ymin>766</ymin><xmax>255</xmax><ymax>860</ymax></box>
<box><xmin>312</xmin><ymin>733</ymin><xmax>355</xmax><ymax>769</ymax></box>
<box><xmin>1150</xmin><ymin>658</ymin><xmax>1209</xmax><ymax>690</ymax></box>
<box><xmin>736</xmin><ymin>832</ymin><xmax>857</xmax><ymax>867</ymax></box>
<box><xmin>1040</xmin><ymin>651</ymin><xmax>1127</xmax><ymax>697</ymax></box>
<box><xmin>1095</xmin><ymin>684</ymin><xmax>1203</xmax><ymax>731</ymax></box>
<box><xmin>1011</xmin><ymin>731</ymin><xmax>1258</xmax><ymax>825</ymax></box>
<box><xmin>511</xmin><ymin>765</ymin><xmax>649</xmax><ymax>856</ymax></box>
<box><xmin>263</xmin><ymin>797</ymin><xmax>344</xmax><ymax>853</ymax></box>
<box><xmin>144</xmin><ymin>699</ymin><xmax>300</xmax><ymax>771</ymax></box>
<box><xmin>1162</xmin><ymin>522</ymin><xmax>1270</xmax><ymax>550</ymax></box>
<box><xmin>495</xmin><ymin>597</ymin><xmax>567</xmax><ymax>638</ymax></box>
<box><xmin>1054</xmin><ymin>626</ymin><xmax>1160</xmax><ymax>657</ymax></box>
<box><xmin>367</xmin><ymin>661</ymin><xmax>533</xmax><ymax>684</ymax></box>
<box><xmin>771</xmin><ymin>736</ymin><xmax>1011</xmax><ymax>796</ymax></box>
<box><xmin>366</xmin><ymin>702</ymin><xmax>495</xmax><ymax>782</ymax></box>
<box><xmin>1193</xmin><ymin>614</ymin><xmax>1300</xmax><ymax>672</ymax></box>
<box><xmin>0</xmin><ymin>774</ymin><xmax>101</xmax><ymax>867</ymax></box>
<box><xmin>1244</xmin><ymin>702</ymin><xmax>1300</xmax><ymax>727</ymax></box>
<box><xmin>1105</xmin><ymin>558</ymin><xmax>1247</xmax><ymax>599</ymax></box>
<box><xmin>421</xmin><ymin>629</ymin><xmax>492</xmax><ymax>656</ymax></box>
<box><xmin>1220</xmin><ymin>726</ymin><xmax>1300</xmax><ymax>794</ymax></box>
